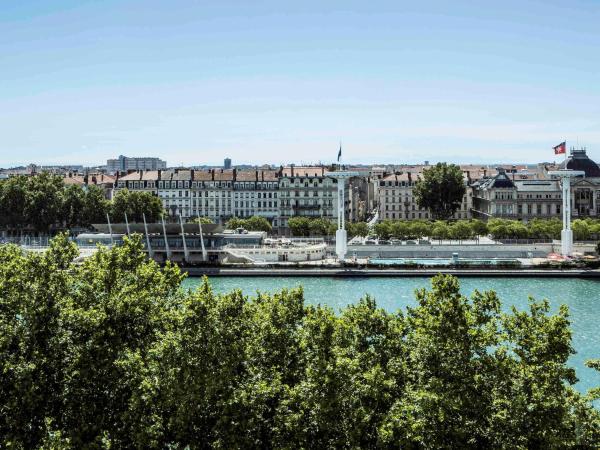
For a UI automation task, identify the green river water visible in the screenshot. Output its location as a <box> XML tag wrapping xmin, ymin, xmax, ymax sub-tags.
<box><xmin>182</xmin><ymin>276</ymin><xmax>600</xmax><ymax>396</ymax></box>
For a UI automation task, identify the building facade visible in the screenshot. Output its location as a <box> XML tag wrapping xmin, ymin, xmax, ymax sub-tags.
<box><xmin>107</xmin><ymin>155</ymin><xmax>167</xmax><ymax>174</ymax></box>
<box><xmin>377</xmin><ymin>172</ymin><xmax>472</xmax><ymax>221</ymax></box>
<box><xmin>278</xmin><ymin>166</ymin><xmax>341</xmax><ymax>232</ymax></box>
<box><xmin>471</xmin><ymin>150</ymin><xmax>600</xmax><ymax>221</ymax></box>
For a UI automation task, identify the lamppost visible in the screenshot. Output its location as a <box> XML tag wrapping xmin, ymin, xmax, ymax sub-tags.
<box><xmin>326</xmin><ymin>170</ymin><xmax>359</xmax><ymax>260</ymax></box>
<box><xmin>548</xmin><ymin>169</ymin><xmax>584</xmax><ymax>256</ymax></box>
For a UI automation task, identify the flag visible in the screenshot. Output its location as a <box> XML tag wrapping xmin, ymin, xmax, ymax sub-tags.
<box><xmin>553</xmin><ymin>141</ymin><xmax>566</xmax><ymax>155</ymax></box>
<box><xmin>337</xmin><ymin>143</ymin><xmax>342</xmax><ymax>162</ymax></box>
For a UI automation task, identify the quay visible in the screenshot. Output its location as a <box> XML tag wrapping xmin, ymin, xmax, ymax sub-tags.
<box><xmin>185</xmin><ymin>267</ymin><xmax>600</xmax><ymax>279</ymax></box>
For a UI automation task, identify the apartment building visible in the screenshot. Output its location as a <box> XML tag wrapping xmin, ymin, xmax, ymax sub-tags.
<box><xmin>191</xmin><ymin>169</ymin><xmax>280</xmax><ymax>225</ymax></box>
<box><xmin>63</xmin><ymin>172</ymin><xmax>117</xmax><ymax>199</ymax></box>
<box><xmin>115</xmin><ymin>168</ymin><xmax>281</xmax><ymax>224</ymax></box>
<box><xmin>191</xmin><ymin>169</ymin><xmax>234</xmax><ymax>222</ymax></box>
<box><xmin>107</xmin><ymin>155</ymin><xmax>166</xmax><ymax>174</ymax></box>
<box><xmin>232</xmin><ymin>169</ymin><xmax>279</xmax><ymax>224</ymax></box>
<box><xmin>377</xmin><ymin>172</ymin><xmax>472</xmax><ymax>221</ymax></box>
<box><xmin>278</xmin><ymin>166</ymin><xmax>341</xmax><ymax>232</ymax></box>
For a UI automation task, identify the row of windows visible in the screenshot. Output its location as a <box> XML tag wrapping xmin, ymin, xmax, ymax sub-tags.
<box><xmin>158</xmin><ymin>191</ymin><xmax>279</xmax><ymax>199</ymax></box>
<box><xmin>381</xmin><ymin>181</ymin><xmax>415</xmax><ymax>187</ymax></box>
<box><xmin>121</xmin><ymin>181</ymin><xmax>279</xmax><ymax>189</ymax></box>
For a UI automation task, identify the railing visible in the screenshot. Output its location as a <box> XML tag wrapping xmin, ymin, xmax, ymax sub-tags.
<box><xmin>495</xmin><ymin>239</ymin><xmax>554</xmax><ymax>245</ymax></box>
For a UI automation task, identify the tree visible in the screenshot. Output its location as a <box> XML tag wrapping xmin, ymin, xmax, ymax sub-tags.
<box><xmin>414</xmin><ymin>163</ymin><xmax>466</xmax><ymax>220</ymax></box>
<box><xmin>572</xmin><ymin>219</ymin><xmax>591</xmax><ymax>241</ymax></box>
<box><xmin>61</xmin><ymin>184</ymin><xmax>86</xmax><ymax>229</ymax></box>
<box><xmin>244</xmin><ymin>216</ymin><xmax>272</xmax><ymax>232</ymax></box>
<box><xmin>226</xmin><ymin>217</ymin><xmax>246</xmax><ymax>229</ymax></box>
<box><xmin>448</xmin><ymin>220</ymin><xmax>472</xmax><ymax>241</ymax></box>
<box><xmin>469</xmin><ymin>219</ymin><xmax>488</xmax><ymax>238</ymax></box>
<box><xmin>390</xmin><ymin>220</ymin><xmax>409</xmax><ymax>240</ymax></box>
<box><xmin>80</xmin><ymin>185</ymin><xmax>109</xmax><ymax>227</ymax></box>
<box><xmin>408</xmin><ymin>220</ymin><xmax>431</xmax><ymax>240</ymax></box>
<box><xmin>24</xmin><ymin>172</ymin><xmax>65</xmax><ymax>232</ymax></box>
<box><xmin>110</xmin><ymin>189</ymin><xmax>164</xmax><ymax>223</ymax></box>
<box><xmin>226</xmin><ymin>216</ymin><xmax>273</xmax><ymax>232</ymax></box>
<box><xmin>431</xmin><ymin>221</ymin><xmax>450</xmax><ymax>242</ymax></box>
<box><xmin>1</xmin><ymin>238</ymin><xmax>600</xmax><ymax>448</ymax></box>
<box><xmin>308</xmin><ymin>217</ymin><xmax>335</xmax><ymax>236</ymax></box>
<box><xmin>288</xmin><ymin>217</ymin><xmax>311</xmax><ymax>237</ymax></box>
<box><xmin>346</xmin><ymin>221</ymin><xmax>369</xmax><ymax>238</ymax></box>
<box><xmin>0</xmin><ymin>175</ymin><xmax>28</xmax><ymax>230</ymax></box>
<box><xmin>191</xmin><ymin>216</ymin><xmax>214</xmax><ymax>225</ymax></box>
<box><xmin>373</xmin><ymin>220</ymin><xmax>392</xmax><ymax>239</ymax></box>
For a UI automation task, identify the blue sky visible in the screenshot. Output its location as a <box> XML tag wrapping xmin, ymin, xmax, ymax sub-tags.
<box><xmin>1</xmin><ymin>0</ymin><xmax>599</xmax><ymax>167</ymax></box>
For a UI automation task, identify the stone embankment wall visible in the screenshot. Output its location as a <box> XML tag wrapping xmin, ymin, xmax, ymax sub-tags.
<box><xmin>338</xmin><ymin>242</ymin><xmax>596</xmax><ymax>258</ymax></box>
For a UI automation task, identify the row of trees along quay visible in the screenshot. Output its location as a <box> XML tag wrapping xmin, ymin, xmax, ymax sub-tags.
<box><xmin>1</xmin><ymin>234</ymin><xmax>599</xmax><ymax>448</ymax></box>
<box><xmin>0</xmin><ymin>174</ymin><xmax>163</xmax><ymax>233</ymax></box>
<box><xmin>373</xmin><ymin>218</ymin><xmax>600</xmax><ymax>241</ymax></box>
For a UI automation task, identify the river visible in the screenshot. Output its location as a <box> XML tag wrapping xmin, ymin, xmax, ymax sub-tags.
<box><xmin>182</xmin><ymin>276</ymin><xmax>600</xmax><ymax>395</ymax></box>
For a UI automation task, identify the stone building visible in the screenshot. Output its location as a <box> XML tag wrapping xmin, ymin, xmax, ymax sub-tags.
<box><xmin>471</xmin><ymin>149</ymin><xmax>600</xmax><ymax>221</ymax></box>
<box><xmin>64</xmin><ymin>172</ymin><xmax>116</xmax><ymax>199</ymax></box>
<box><xmin>107</xmin><ymin>155</ymin><xmax>166</xmax><ymax>174</ymax></box>
<box><xmin>278</xmin><ymin>166</ymin><xmax>340</xmax><ymax>232</ymax></box>
<box><xmin>377</xmin><ymin>171</ymin><xmax>472</xmax><ymax>221</ymax></box>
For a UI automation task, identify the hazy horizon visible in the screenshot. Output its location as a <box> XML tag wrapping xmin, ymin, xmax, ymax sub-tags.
<box><xmin>1</xmin><ymin>0</ymin><xmax>599</xmax><ymax>167</ymax></box>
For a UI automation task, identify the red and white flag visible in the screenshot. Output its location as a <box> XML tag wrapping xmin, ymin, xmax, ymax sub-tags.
<box><xmin>553</xmin><ymin>141</ymin><xmax>566</xmax><ymax>155</ymax></box>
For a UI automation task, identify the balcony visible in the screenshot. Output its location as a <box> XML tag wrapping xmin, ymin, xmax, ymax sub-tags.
<box><xmin>293</xmin><ymin>204</ymin><xmax>322</xmax><ymax>210</ymax></box>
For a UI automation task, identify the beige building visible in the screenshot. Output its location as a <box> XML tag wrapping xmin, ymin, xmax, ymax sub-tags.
<box><xmin>278</xmin><ymin>166</ymin><xmax>340</xmax><ymax>231</ymax></box>
<box><xmin>377</xmin><ymin>172</ymin><xmax>472</xmax><ymax>221</ymax></box>
<box><xmin>472</xmin><ymin>150</ymin><xmax>600</xmax><ymax>221</ymax></box>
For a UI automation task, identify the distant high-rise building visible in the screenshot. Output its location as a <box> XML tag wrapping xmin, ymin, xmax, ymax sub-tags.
<box><xmin>106</xmin><ymin>155</ymin><xmax>166</xmax><ymax>173</ymax></box>
<box><xmin>224</xmin><ymin>158</ymin><xmax>232</xmax><ymax>169</ymax></box>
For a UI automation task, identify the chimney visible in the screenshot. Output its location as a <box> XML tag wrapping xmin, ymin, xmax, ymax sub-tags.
<box><xmin>483</xmin><ymin>169</ymin><xmax>487</xmax><ymax>177</ymax></box>
<box><xmin>261</xmin><ymin>171</ymin><xmax>264</xmax><ymax>181</ymax></box>
<box><xmin>255</xmin><ymin>170</ymin><xmax>259</xmax><ymax>181</ymax></box>
<box><xmin>233</xmin><ymin>168</ymin><xmax>237</xmax><ymax>181</ymax></box>
<box><xmin>408</xmin><ymin>172</ymin><xmax>412</xmax><ymax>182</ymax></box>
<box><xmin>211</xmin><ymin>169</ymin><xmax>215</xmax><ymax>181</ymax></box>
<box><xmin>291</xmin><ymin>166</ymin><xmax>294</xmax><ymax>176</ymax></box>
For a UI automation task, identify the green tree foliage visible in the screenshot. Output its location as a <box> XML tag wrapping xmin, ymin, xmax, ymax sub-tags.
<box><xmin>572</xmin><ymin>219</ymin><xmax>591</xmax><ymax>241</ymax></box>
<box><xmin>371</xmin><ymin>218</ymin><xmax>600</xmax><ymax>242</ymax></box>
<box><xmin>0</xmin><ymin>175</ymin><xmax>28</xmax><ymax>229</ymax></box>
<box><xmin>373</xmin><ymin>220</ymin><xmax>391</xmax><ymax>239</ymax></box>
<box><xmin>80</xmin><ymin>184</ymin><xmax>110</xmax><ymax>226</ymax></box>
<box><xmin>1</xmin><ymin>238</ymin><xmax>600</xmax><ymax>448</ymax></box>
<box><xmin>110</xmin><ymin>188</ymin><xmax>164</xmax><ymax>223</ymax></box>
<box><xmin>308</xmin><ymin>217</ymin><xmax>336</xmax><ymax>236</ymax></box>
<box><xmin>448</xmin><ymin>220</ymin><xmax>473</xmax><ymax>241</ymax></box>
<box><xmin>346</xmin><ymin>221</ymin><xmax>369</xmax><ymax>238</ymax></box>
<box><xmin>61</xmin><ymin>184</ymin><xmax>110</xmax><ymax>228</ymax></box>
<box><xmin>226</xmin><ymin>215</ymin><xmax>272</xmax><ymax>232</ymax></box>
<box><xmin>0</xmin><ymin>174</ymin><xmax>111</xmax><ymax>232</ymax></box>
<box><xmin>414</xmin><ymin>163</ymin><xmax>466</xmax><ymax>219</ymax></box>
<box><xmin>487</xmin><ymin>218</ymin><xmax>567</xmax><ymax>240</ymax></box>
<box><xmin>287</xmin><ymin>217</ymin><xmax>337</xmax><ymax>237</ymax></box>
<box><xmin>288</xmin><ymin>217</ymin><xmax>311</xmax><ymax>236</ymax></box>
<box><xmin>190</xmin><ymin>216</ymin><xmax>214</xmax><ymax>224</ymax></box>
